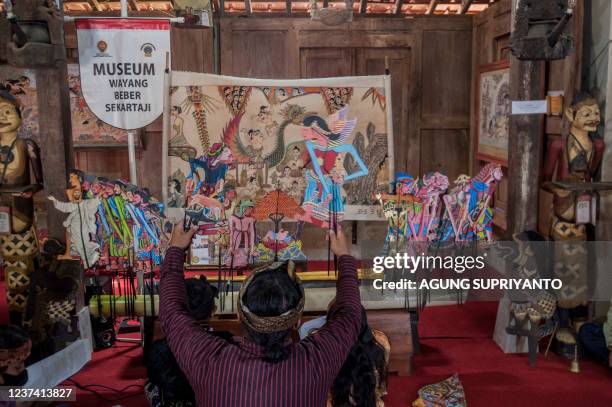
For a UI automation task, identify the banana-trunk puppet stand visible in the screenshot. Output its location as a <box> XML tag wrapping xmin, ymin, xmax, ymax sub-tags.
<box><xmin>0</xmin><ymin>91</ymin><xmax>43</xmax><ymax>326</ymax></box>
<box><xmin>542</xmin><ymin>93</ymin><xmax>612</xmax><ymax>357</ymax></box>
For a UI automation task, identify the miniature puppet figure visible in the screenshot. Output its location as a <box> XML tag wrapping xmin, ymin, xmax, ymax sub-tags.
<box><xmin>48</xmin><ymin>169</ymin><xmax>101</xmax><ymax>268</ymax></box>
<box><xmin>225</xmin><ymin>199</ymin><xmax>256</xmax><ymax>268</ymax></box>
<box><xmin>0</xmin><ymin>91</ymin><xmax>43</xmax><ymax>324</ymax></box>
<box><xmin>439</xmin><ymin>164</ymin><xmax>502</xmax><ymax>243</ymax></box>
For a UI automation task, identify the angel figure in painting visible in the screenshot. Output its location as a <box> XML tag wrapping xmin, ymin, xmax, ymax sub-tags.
<box><xmin>225</xmin><ymin>199</ymin><xmax>256</xmax><ymax>269</ymax></box>
<box><xmin>298</xmin><ymin>107</ymin><xmax>368</xmax><ymax>227</ymax></box>
<box><xmin>48</xmin><ymin>169</ymin><xmax>100</xmax><ymax>268</ymax></box>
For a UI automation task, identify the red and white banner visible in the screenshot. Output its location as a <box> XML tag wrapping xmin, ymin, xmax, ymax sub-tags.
<box><xmin>76</xmin><ymin>18</ymin><xmax>170</xmax><ymax>130</ymax></box>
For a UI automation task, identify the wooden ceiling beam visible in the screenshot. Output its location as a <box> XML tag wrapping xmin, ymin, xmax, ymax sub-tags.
<box><xmin>286</xmin><ymin>0</ymin><xmax>291</xmax><ymax>15</ymax></box>
<box><xmin>394</xmin><ymin>0</ymin><xmax>404</xmax><ymax>15</ymax></box>
<box><xmin>460</xmin><ymin>0</ymin><xmax>474</xmax><ymax>14</ymax></box>
<box><xmin>245</xmin><ymin>0</ymin><xmax>253</xmax><ymax>14</ymax></box>
<box><xmin>426</xmin><ymin>0</ymin><xmax>440</xmax><ymax>14</ymax></box>
<box><xmin>359</xmin><ymin>0</ymin><xmax>367</xmax><ymax>14</ymax></box>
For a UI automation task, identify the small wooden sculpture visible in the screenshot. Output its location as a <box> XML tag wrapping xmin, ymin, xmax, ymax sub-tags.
<box><xmin>0</xmin><ymin>91</ymin><xmax>43</xmax><ymax>233</ymax></box>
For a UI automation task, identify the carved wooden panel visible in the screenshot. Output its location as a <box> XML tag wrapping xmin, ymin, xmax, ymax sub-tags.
<box><xmin>225</xmin><ymin>30</ymin><xmax>291</xmax><ymax>78</ymax></box>
<box><xmin>299</xmin><ymin>48</ymin><xmax>353</xmax><ymax>78</ymax></box>
<box><xmin>171</xmin><ymin>27</ymin><xmax>214</xmax><ymax>73</ymax></box>
<box><xmin>422</xmin><ymin>30</ymin><xmax>472</xmax><ymax>124</ymax></box>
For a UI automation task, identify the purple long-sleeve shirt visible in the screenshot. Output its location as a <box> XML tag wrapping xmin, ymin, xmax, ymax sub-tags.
<box><xmin>159</xmin><ymin>246</ymin><xmax>362</xmax><ymax>407</ymax></box>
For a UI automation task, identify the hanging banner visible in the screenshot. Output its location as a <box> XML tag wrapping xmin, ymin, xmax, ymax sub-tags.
<box><xmin>76</xmin><ymin>18</ymin><xmax>170</xmax><ymax>130</ymax></box>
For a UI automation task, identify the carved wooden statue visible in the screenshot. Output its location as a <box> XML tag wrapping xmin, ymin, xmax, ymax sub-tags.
<box><xmin>542</xmin><ymin>93</ymin><xmax>604</xmax><ymax>349</ymax></box>
<box><xmin>0</xmin><ymin>91</ymin><xmax>43</xmax><ymax>325</ymax></box>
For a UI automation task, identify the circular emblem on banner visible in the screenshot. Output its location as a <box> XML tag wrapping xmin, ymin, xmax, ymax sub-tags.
<box><xmin>97</xmin><ymin>40</ymin><xmax>108</xmax><ymax>53</ymax></box>
<box><xmin>141</xmin><ymin>43</ymin><xmax>155</xmax><ymax>57</ymax></box>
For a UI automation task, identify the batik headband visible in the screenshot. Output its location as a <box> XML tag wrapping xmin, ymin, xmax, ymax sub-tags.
<box><xmin>238</xmin><ymin>261</ymin><xmax>305</xmax><ymax>334</ymax></box>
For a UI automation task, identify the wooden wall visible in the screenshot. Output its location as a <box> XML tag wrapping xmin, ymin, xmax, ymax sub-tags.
<box><xmin>64</xmin><ymin>24</ymin><xmax>214</xmax><ymax>197</ymax></box>
<box><xmin>220</xmin><ymin>17</ymin><xmax>473</xmax><ymax>182</ymax></box>
<box><xmin>470</xmin><ymin>0</ymin><xmax>585</xmax><ymax>235</ymax></box>
<box><xmin>471</xmin><ymin>0</ymin><xmax>512</xmax><ymax>230</ymax></box>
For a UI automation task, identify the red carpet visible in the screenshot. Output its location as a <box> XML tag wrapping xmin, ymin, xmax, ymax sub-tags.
<box><xmin>65</xmin><ymin>340</ymin><xmax>149</xmax><ymax>406</ymax></box>
<box><xmin>418</xmin><ymin>301</ymin><xmax>498</xmax><ymax>339</ymax></box>
<box><xmin>63</xmin><ymin>301</ymin><xmax>612</xmax><ymax>406</ymax></box>
<box><xmin>385</xmin><ymin>302</ymin><xmax>612</xmax><ymax>407</ymax></box>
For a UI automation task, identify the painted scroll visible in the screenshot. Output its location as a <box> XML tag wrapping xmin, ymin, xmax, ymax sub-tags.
<box><xmin>67</xmin><ymin>64</ymin><xmax>130</xmax><ymax>147</ymax></box>
<box><xmin>164</xmin><ymin>73</ymin><xmax>394</xmax><ymax>229</ymax></box>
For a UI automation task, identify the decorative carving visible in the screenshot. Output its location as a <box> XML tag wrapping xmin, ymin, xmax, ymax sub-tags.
<box><xmin>511</xmin><ymin>0</ymin><xmax>576</xmax><ymax>61</ymax></box>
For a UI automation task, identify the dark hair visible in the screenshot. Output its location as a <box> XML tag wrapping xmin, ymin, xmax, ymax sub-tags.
<box><xmin>185</xmin><ymin>277</ymin><xmax>218</xmax><ymax>321</ymax></box>
<box><xmin>67</xmin><ymin>168</ymin><xmax>85</xmax><ymax>187</ymax></box>
<box><xmin>572</xmin><ymin>91</ymin><xmax>596</xmax><ymax>106</ymax></box>
<box><xmin>146</xmin><ymin>339</ymin><xmax>195</xmax><ymax>401</ymax></box>
<box><xmin>302</xmin><ymin>115</ymin><xmax>340</xmax><ymax>141</ymax></box>
<box><xmin>0</xmin><ymin>325</ymin><xmax>29</xmax><ymax>349</ymax></box>
<box><xmin>241</xmin><ymin>266</ymin><xmax>302</xmax><ymax>363</ymax></box>
<box><xmin>330</xmin><ymin>307</ymin><xmax>386</xmax><ymax>407</ymax></box>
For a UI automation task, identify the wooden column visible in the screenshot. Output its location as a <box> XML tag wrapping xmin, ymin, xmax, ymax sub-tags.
<box><xmin>37</xmin><ymin>63</ymin><xmax>75</xmax><ymax>240</ymax></box>
<box><xmin>506</xmin><ymin>0</ymin><xmax>545</xmax><ymax>236</ymax></box>
<box><xmin>4</xmin><ymin>1</ymin><xmax>74</xmax><ymax>240</ymax></box>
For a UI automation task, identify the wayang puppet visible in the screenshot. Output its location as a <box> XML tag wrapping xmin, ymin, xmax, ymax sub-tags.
<box><xmin>48</xmin><ymin>169</ymin><xmax>100</xmax><ymax>268</ymax></box>
<box><xmin>225</xmin><ymin>200</ymin><xmax>256</xmax><ymax>269</ymax></box>
<box><xmin>542</xmin><ymin>93</ymin><xmax>604</xmax><ymax>346</ymax></box>
<box><xmin>298</xmin><ymin>108</ymin><xmax>369</xmax><ymax>227</ymax></box>
<box><xmin>0</xmin><ymin>91</ymin><xmax>43</xmax><ymax>325</ymax></box>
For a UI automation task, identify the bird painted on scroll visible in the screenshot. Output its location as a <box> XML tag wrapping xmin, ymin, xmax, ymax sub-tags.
<box><xmin>186</xmin><ymin>114</ymin><xmax>240</xmax><ymax>199</ymax></box>
<box><xmin>343</xmin><ymin>122</ymin><xmax>388</xmax><ymax>205</ymax></box>
<box><xmin>224</xmin><ymin>104</ymin><xmax>307</xmax><ymax>172</ymax></box>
